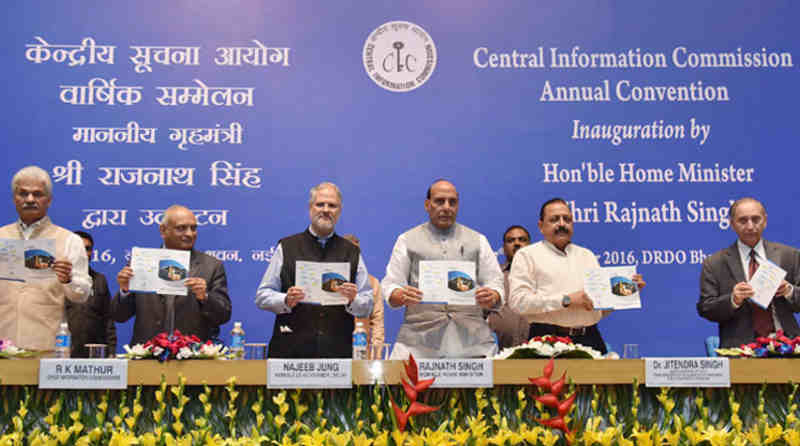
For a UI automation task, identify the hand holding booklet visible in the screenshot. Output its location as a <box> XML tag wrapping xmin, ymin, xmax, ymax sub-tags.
<box><xmin>748</xmin><ymin>259</ymin><xmax>787</xmax><ymax>309</ymax></box>
<box><xmin>418</xmin><ymin>260</ymin><xmax>477</xmax><ymax>305</ymax></box>
<box><xmin>129</xmin><ymin>247</ymin><xmax>191</xmax><ymax>296</ymax></box>
<box><xmin>295</xmin><ymin>261</ymin><xmax>350</xmax><ymax>305</ymax></box>
<box><xmin>584</xmin><ymin>265</ymin><xmax>641</xmax><ymax>310</ymax></box>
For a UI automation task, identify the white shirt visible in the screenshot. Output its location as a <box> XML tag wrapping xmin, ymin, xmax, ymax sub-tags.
<box><xmin>508</xmin><ymin>240</ymin><xmax>604</xmax><ymax>327</ymax></box>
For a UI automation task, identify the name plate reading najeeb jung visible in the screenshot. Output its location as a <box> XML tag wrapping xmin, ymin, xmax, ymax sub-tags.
<box><xmin>645</xmin><ymin>357</ymin><xmax>730</xmax><ymax>388</ymax></box>
<box><xmin>267</xmin><ymin>359</ymin><xmax>352</xmax><ymax>389</ymax></box>
<box><xmin>39</xmin><ymin>359</ymin><xmax>128</xmax><ymax>389</ymax></box>
<box><xmin>418</xmin><ymin>359</ymin><xmax>493</xmax><ymax>388</ymax></box>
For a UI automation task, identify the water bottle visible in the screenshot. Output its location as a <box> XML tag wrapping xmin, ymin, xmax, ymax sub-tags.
<box><xmin>230</xmin><ymin>321</ymin><xmax>245</xmax><ymax>359</ymax></box>
<box><xmin>54</xmin><ymin>322</ymin><xmax>71</xmax><ymax>358</ymax></box>
<box><xmin>352</xmin><ymin>320</ymin><xmax>367</xmax><ymax>360</ymax></box>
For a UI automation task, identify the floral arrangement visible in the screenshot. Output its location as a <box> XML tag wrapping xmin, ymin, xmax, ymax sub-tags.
<box><xmin>0</xmin><ymin>339</ymin><xmax>36</xmax><ymax>359</ymax></box>
<box><xmin>716</xmin><ymin>330</ymin><xmax>800</xmax><ymax>358</ymax></box>
<box><xmin>494</xmin><ymin>335</ymin><xmax>603</xmax><ymax>359</ymax></box>
<box><xmin>118</xmin><ymin>330</ymin><xmax>229</xmax><ymax>361</ymax></box>
<box><xmin>4</xmin><ymin>371</ymin><xmax>800</xmax><ymax>445</ymax></box>
<box><xmin>388</xmin><ymin>354</ymin><xmax>439</xmax><ymax>432</ymax></box>
<box><xmin>529</xmin><ymin>358</ymin><xmax>578</xmax><ymax>444</ymax></box>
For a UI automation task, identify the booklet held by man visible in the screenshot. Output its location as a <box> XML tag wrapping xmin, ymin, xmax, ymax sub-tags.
<box><xmin>584</xmin><ymin>265</ymin><xmax>641</xmax><ymax>310</ymax></box>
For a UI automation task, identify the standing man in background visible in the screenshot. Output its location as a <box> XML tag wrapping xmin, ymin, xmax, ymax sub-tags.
<box><xmin>487</xmin><ymin>225</ymin><xmax>532</xmax><ymax>350</ymax></box>
<box><xmin>343</xmin><ymin>233</ymin><xmax>385</xmax><ymax>359</ymax></box>
<box><xmin>66</xmin><ymin>230</ymin><xmax>117</xmax><ymax>357</ymax></box>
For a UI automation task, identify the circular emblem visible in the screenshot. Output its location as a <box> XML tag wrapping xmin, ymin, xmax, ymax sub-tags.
<box><xmin>363</xmin><ymin>21</ymin><xmax>437</xmax><ymax>92</ymax></box>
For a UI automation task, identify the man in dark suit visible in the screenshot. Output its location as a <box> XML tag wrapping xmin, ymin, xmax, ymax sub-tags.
<box><xmin>698</xmin><ymin>197</ymin><xmax>800</xmax><ymax>348</ymax></box>
<box><xmin>66</xmin><ymin>230</ymin><xmax>117</xmax><ymax>357</ymax></box>
<box><xmin>111</xmin><ymin>205</ymin><xmax>231</xmax><ymax>345</ymax></box>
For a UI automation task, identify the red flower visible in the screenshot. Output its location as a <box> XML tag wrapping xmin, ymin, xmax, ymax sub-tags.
<box><xmin>550</xmin><ymin>371</ymin><xmax>567</xmax><ymax>397</ymax></box>
<box><xmin>389</xmin><ymin>354</ymin><xmax>440</xmax><ymax>432</ymax></box>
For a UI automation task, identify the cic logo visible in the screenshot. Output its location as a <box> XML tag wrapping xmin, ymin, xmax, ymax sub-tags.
<box><xmin>363</xmin><ymin>21</ymin><xmax>437</xmax><ymax>93</ymax></box>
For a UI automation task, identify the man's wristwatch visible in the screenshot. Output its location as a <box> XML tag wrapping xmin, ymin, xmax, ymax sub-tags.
<box><xmin>562</xmin><ymin>295</ymin><xmax>571</xmax><ymax>308</ymax></box>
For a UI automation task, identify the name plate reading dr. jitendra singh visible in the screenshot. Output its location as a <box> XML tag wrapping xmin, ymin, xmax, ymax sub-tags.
<box><xmin>645</xmin><ymin>357</ymin><xmax>730</xmax><ymax>388</ymax></box>
<box><xmin>267</xmin><ymin>359</ymin><xmax>352</xmax><ymax>389</ymax></box>
<box><xmin>39</xmin><ymin>359</ymin><xmax>128</xmax><ymax>389</ymax></box>
<box><xmin>418</xmin><ymin>359</ymin><xmax>493</xmax><ymax>388</ymax></box>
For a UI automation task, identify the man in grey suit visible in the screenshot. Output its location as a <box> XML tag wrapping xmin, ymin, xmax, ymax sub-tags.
<box><xmin>111</xmin><ymin>205</ymin><xmax>231</xmax><ymax>345</ymax></box>
<box><xmin>698</xmin><ymin>197</ymin><xmax>800</xmax><ymax>348</ymax></box>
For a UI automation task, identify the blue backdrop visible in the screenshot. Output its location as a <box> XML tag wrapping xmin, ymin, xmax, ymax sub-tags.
<box><xmin>3</xmin><ymin>1</ymin><xmax>799</xmax><ymax>356</ymax></box>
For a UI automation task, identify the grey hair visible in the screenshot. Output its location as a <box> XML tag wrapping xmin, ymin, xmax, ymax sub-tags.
<box><xmin>12</xmin><ymin>166</ymin><xmax>53</xmax><ymax>197</ymax></box>
<box><xmin>161</xmin><ymin>204</ymin><xmax>193</xmax><ymax>227</ymax></box>
<box><xmin>308</xmin><ymin>182</ymin><xmax>342</xmax><ymax>206</ymax></box>
<box><xmin>728</xmin><ymin>197</ymin><xmax>765</xmax><ymax>221</ymax></box>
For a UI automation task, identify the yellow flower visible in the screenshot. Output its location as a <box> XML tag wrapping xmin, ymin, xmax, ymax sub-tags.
<box><xmin>271</xmin><ymin>434</ymin><xmax>297</xmax><ymax>446</ymax></box>
<box><xmin>451</xmin><ymin>429</ymin><xmax>471</xmax><ymax>445</ymax></box>
<box><xmin>745</xmin><ymin>427</ymin><xmax>763</xmax><ymax>446</ymax></box>
<box><xmin>108</xmin><ymin>431</ymin><xmax>139</xmax><ymax>446</ymax></box>
<box><xmin>488</xmin><ymin>428</ymin><xmax>512</xmax><ymax>446</ymax></box>
<box><xmin>372</xmin><ymin>431</ymin><xmax>389</xmax><ymax>446</ymax></box>
<box><xmin>630</xmin><ymin>427</ymin><xmax>653</xmax><ymax>446</ymax></box>
<box><xmin>296</xmin><ymin>403</ymin><xmax>309</xmax><ymax>418</ymax></box>
<box><xmin>173</xmin><ymin>420</ymin><xmax>184</xmax><ymax>436</ymax></box>
<box><xmin>466</xmin><ymin>415</ymin><xmax>489</xmax><ymax>438</ymax></box>
<box><xmin>661</xmin><ymin>428</ymin><xmax>680</xmax><ymax>446</ymax></box>
<box><xmin>596</xmin><ymin>426</ymin><xmax>618</xmax><ymax>446</ymax></box>
<box><xmin>352</xmin><ymin>432</ymin><xmax>374</xmax><ymax>446</ymax></box>
<box><xmin>391</xmin><ymin>430</ymin><xmax>408</xmax><ymax>446</ymax></box>
<box><xmin>539</xmin><ymin>429</ymin><xmax>559</xmax><ymax>446</ymax></box>
<box><xmin>17</xmin><ymin>403</ymin><xmax>28</xmax><ymax>419</ymax></box>
<box><xmin>274</xmin><ymin>415</ymin><xmax>286</xmax><ymax>428</ymax></box>
<box><xmin>764</xmin><ymin>424</ymin><xmax>784</xmax><ymax>444</ymax></box>
<box><xmin>329</xmin><ymin>431</ymin><xmax>351</xmax><ymax>446</ymax></box>
<box><xmin>172</xmin><ymin>407</ymin><xmax>184</xmax><ymax>419</ymax></box>
<box><xmin>784</xmin><ymin>429</ymin><xmax>800</xmax><ymax>446</ymax></box>
<box><xmin>703</xmin><ymin>425</ymin><xmax>733</xmax><ymax>446</ymax></box>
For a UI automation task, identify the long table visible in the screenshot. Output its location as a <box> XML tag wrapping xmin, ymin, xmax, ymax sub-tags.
<box><xmin>2</xmin><ymin>358</ymin><xmax>798</xmax><ymax>385</ymax></box>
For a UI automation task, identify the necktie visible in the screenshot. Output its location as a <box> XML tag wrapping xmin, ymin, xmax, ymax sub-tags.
<box><xmin>748</xmin><ymin>249</ymin><xmax>774</xmax><ymax>337</ymax></box>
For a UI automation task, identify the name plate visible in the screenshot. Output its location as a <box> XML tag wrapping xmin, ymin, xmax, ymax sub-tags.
<box><xmin>645</xmin><ymin>357</ymin><xmax>730</xmax><ymax>388</ymax></box>
<box><xmin>39</xmin><ymin>359</ymin><xmax>128</xmax><ymax>389</ymax></box>
<box><xmin>267</xmin><ymin>359</ymin><xmax>352</xmax><ymax>389</ymax></box>
<box><xmin>418</xmin><ymin>359</ymin><xmax>493</xmax><ymax>388</ymax></box>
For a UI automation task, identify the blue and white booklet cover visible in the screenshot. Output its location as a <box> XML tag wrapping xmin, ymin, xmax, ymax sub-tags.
<box><xmin>418</xmin><ymin>260</ymin><xmax>476</xmax><ymax>305</ymax></box>
<box><xmin>129</xmin><ymin>247</ymin><xmax>190</xmax><ymax>295</ymax></box>
<box><xmin>584</xmin><ymin>266</ymin><xmax>641</xmax><ymax>310</ymax></box>
<box><xmin>0</xmin><ymin>238</ymin><xmax>56</xmax><ymax>282</ymax></box>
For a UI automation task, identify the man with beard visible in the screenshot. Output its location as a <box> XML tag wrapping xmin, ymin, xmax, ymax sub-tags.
<box><xmin>255</xmin><ymin>182</ymin><xmax>374</xmax><ymax>358</ymax></box>
<box><xmin>111</xmin><ymin>205</ymin><xmax>231</xmax><ymax>345</ymax></box>
<box><xmin>487</xmin><ymin>225</ymin><xmax>532</xmax><ymax>350</ymax></box>
<box><xmin>382</xmin><ymin>179</ymin><xmax>504</xmax><ymax>359</ymax></box>
<box><xmin>0</xmin><ymin>166</ymin><xmax>91</xmax><ymax>350</ymax></box>
<box><xmin>509</xmin><ymin>198</ymin><xmax>645</xmax><ymax>354</ymax></box>
<box><xmin>698</xmin><ymin>197</ymin><xmax>800</xmax><ymax>348</ymax></box>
